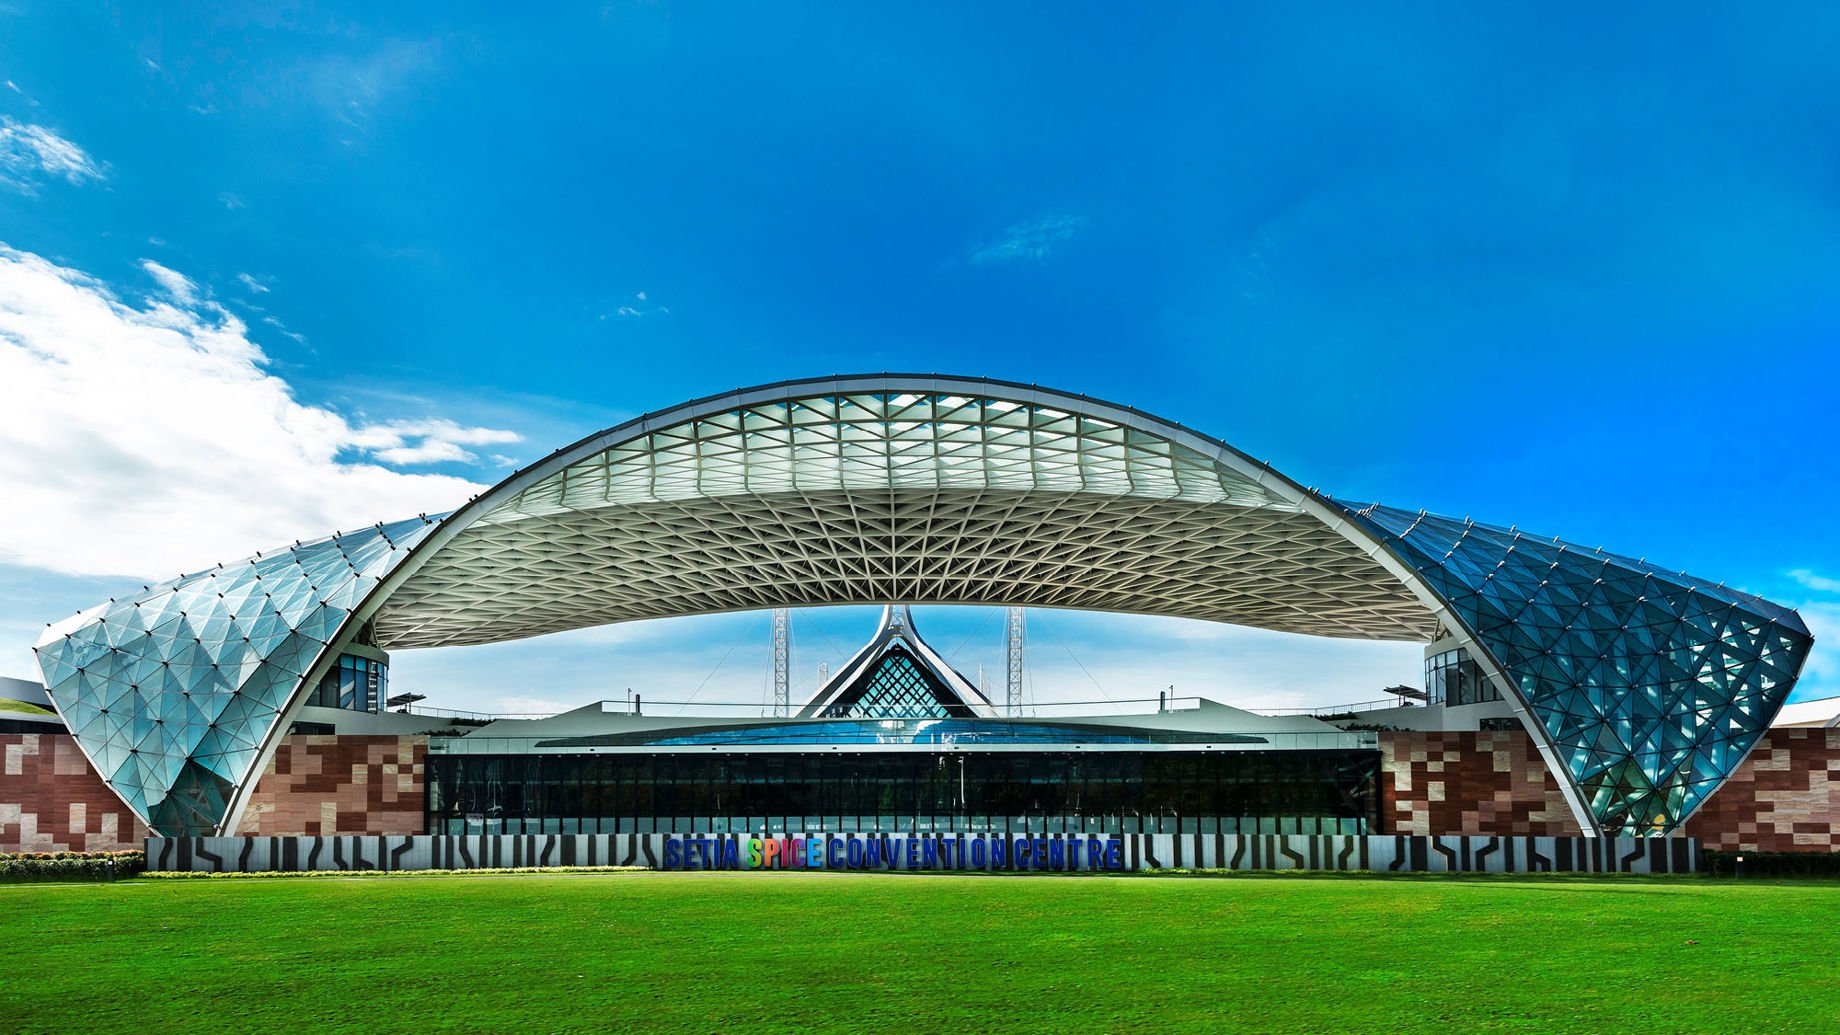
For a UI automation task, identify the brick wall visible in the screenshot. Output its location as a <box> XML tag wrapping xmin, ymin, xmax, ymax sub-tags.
<box><xmin>8</xmin><ymin>727</ymin><xmax>1835</xmax><ymax>851</ymax></box>
<box><xmin>1683</xmin><ymin>728</ymin><xmax>1840</xmax><ymax>852</ymax></box>
<box><xmin>234</xmin><ymin>735</ymin><xmax>426</xmax><ymax>837</ymax></box>
<box><xmin>1</xmin><ymin>734</ymin><xmax>147</xmax><ymax>852</ymax></box>
<box><xmin>1380</xmin><ymin>730</ymin><xmax>1582</xmax><ymax>837</ymax></box>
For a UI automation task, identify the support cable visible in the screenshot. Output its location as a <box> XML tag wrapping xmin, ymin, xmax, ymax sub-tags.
<box><xmin>1036</xmin><ymin>612</ymin><xmax>1117</xmax><ymax>702</ymax></box>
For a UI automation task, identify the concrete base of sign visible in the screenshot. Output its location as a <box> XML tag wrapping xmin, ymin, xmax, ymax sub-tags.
<box><xmin>147</xmin><ymin>832</ymin><xmax>1702</xmax><ymax>875</ymax></box>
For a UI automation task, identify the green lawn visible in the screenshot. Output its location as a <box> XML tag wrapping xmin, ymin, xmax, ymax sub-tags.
<box><xmin>2</xmin><ymin>873</ymin><xmax>1834</xmax><ymax>1033</ymax></box>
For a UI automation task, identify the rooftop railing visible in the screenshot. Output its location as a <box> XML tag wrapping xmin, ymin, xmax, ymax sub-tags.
<box><xmin>1254</xmin><ymin>698</ymin><xmax>1422</xmax><ymax>718</ymax></box>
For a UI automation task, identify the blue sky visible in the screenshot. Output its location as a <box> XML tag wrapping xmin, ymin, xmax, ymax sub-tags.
<box><xmin>1</xmin><ymin>3</ymin><xmax>1836</xmax><ymax>712</ymax></box>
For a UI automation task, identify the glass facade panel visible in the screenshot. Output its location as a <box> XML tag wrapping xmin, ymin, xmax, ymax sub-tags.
<box><xmin>1424</xmin><ymin>648</ymin><xmax>1502</xmax><ymax>706</ymax></box>
<box><xmin>820</xmin><ymin>649</ymin><xmax>955</xmax><ymax>718</ymax></box>
<box><xmin>34</xmin><ymin>518</ymin><xmax>439</xmax><ymax>835</ymax></box>
<box><xmin>1341</xmin><ymin>502</ymin><xmax>1814</xmax><ymax>835</ymax></box>
<box><xmin>425</xmin><ymin>749</ymin><xmax>1383</xmax><ymax>837</ymax></box>
<box><xmin>307</xmin><ymin>654</ymin><xmax>387</xmax><ymax>712</ymax></box>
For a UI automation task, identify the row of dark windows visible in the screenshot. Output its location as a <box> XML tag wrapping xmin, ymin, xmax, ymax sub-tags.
<box><xmin>425</xmin><ymin>749</ymin><xmax>1382</xmax><ymax>836</ymax></box>
<box><xmin>306</xmin><ymin>654</ymin><xmax>386</xmax><ymax>712</ymax></box>
<box><xmin>1425</xmin><ymin>648</ymin><xmax>1503</xmax><ymax>707</ymax></box>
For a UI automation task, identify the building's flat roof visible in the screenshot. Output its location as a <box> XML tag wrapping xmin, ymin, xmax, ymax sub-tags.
<box><xmin>1772</xmin><ymin>697</ymin><xmax>1840</xmax><ymax>728</ymax></box>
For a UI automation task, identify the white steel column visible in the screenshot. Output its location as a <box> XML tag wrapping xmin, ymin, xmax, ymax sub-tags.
<box><xmin>771</xmin><ymin>606</ymin><xmax>790</xmax><ymax>717</ymax></box>
<box><xmin>1005</xmin><ymin>606</ymin><xmax>1025</xmax><ymax>716</ymax></box>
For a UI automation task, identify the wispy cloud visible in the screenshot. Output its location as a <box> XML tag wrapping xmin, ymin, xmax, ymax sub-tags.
<box><xmin>237</xmin><ymin>272</ymin><xmax>271</xmax><ymax>294</ymax></box>
<box><xmin>1781</xmin><ymin>569</ymin><xmax>1840</xmax><ymax>701</ymax></box>
<box><xmin>260</xmin><ymin>314</ymin><xmax>307</xmax><ymax>345</ymax></box>
<box><xmin>0</xmin><ymin>244</ymin><xmax>522</xmax><ymax>579</ymax></box>
<box><xmin>0</xmin><ymin>117</ymin><xmax>103</xmax><ymax>191</ymax></box>
<box><xmin>604</xmin><ymin>290</ymin><xmax>670</xmax><ymax>319</ymax></box>
<box><xmin>347</xmin><ymin>419</ymin><xmax>522</xmax><ymax>466</ymax></box>
<box><xmin>303</xmin><ymin>38</ymin><xmax>446</xmax><ymax>143</ymax></box>
<box><xmin>1788</xmin><ymin>569</ymin><xmax>1840</xmax><ymax>594</ymax></box>
<box><xmin>139</xmin><ymin>259</ymin><xmax>199</xmax><ymax>305</ymax></box>
<box><xmin>970</xmin><ymin>214</ymin><xmax>1090</xmax><ymax>264</ymax></box>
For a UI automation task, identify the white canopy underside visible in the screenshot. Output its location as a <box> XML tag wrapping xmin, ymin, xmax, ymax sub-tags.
<box><xmin>375</xmin><ymin>391</ymin><xmax>1439</xmax><ymax>648</ymax></box>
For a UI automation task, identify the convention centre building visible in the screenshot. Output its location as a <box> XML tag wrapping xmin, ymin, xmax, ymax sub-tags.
<box><xmin>4</xmin><ymin>375</ymin><xmax>1836</xmax><ymax>871</ymax></box>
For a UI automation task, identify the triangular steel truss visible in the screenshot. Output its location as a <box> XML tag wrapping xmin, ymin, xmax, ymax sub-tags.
<box><xmin>31</xmin><ymin>376</ymin><xmax>1814</xmax><ymax>841</ymax></box>
<box><xmin>798</xmin><ymin>605</ymin><xmax>996</xmax><ymax>718</ymax></box>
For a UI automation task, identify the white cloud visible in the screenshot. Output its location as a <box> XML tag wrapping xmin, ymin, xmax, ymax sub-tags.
<box><xmin>970</xmin><ymin>214</ymin><xmax>1090</xmax><ymax>264</ymax></box>
<box><xmin>1784</xmin><ymin>570</ymin><xmax>1840</xmax><ymax>700</ymax></box>
<box><xmin>347</xmin><ymin>419</ymin><xmax>523</xmax><ymax>466</ymax></box>
<box><xmin>139</xmin><ymin>259</ymin><xmax>199</xmax><ymax>305</ymax></box>
<box><xmin>1788</xmin><ymin>569</ymin><xmax>1840</xmax><ymax>594</ymax></box>
<box><xmin>0</xmin><ymin>244</ymin><xmax>522</xmax><ymax>580</ymax></box>
<box><xmin>608</xmin><ymin>292</ymin><xmax>670</xmax><ymax>319</ymax></box>
<box><xmin>220</xmin><ymin>192</ymin><xmax>246</xmax><ymax>210</ymax></box>
<box><xmin>0</xmin><ymin>117</ymin><xmax>103</xmax><ymax>190</ymax></box>
<box><xmin>237</xmin><ymin>273</ymin><xmax>270</xmax><ymax>294</ymax></box>
<box><xmin>260</xmin><ymin>314</ymin><xmax>307</xmax><ymax>344</ymax></box>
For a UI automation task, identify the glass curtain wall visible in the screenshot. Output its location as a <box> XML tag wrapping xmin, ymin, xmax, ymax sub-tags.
<box><xmin>306</xmin><ymin>654</ymin><xmax>387</xmax><ymax>712</ymax></box>
<box><xmin>1424</xmin><ymin>648</ymin><xmax>1502</xmax><ymax>706</ymax></box>
<box><xmin>425</xmin><ymin>749</ymin><xmax>1382</xmax><ymax>837</ymax></box>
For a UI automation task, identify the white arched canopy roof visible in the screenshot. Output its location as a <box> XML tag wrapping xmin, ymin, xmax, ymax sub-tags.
<box><xmin>370</xmin><ymin>375</ymin><xmax>1437</xmax><ymax>648</ymax></box>
<box><xmin>35</xmin><ymin>375</ymin><xmax>1812</xmax><ymax>841</ymax></box>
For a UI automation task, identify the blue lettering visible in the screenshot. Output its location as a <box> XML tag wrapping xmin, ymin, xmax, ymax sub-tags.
<box><xmin>991</xmin><ymin>838</ymin><xmax>1007</xmax><ymax>867</ymax></box>
<box><xmin>829</xmin><ymin>838</ymin><xmax>845</xmax><ymax>868</ymax></box>
<box><xmin>1034</xmin><ymin>838</ymin><xmax>1049</xmax><ymax>869</ymax></box>
<box><xmin>920</xmin><ymin>840</ymin><xmax>937</xmax><ymax>868</ymax></box>
<box><xmin>1049</xmin><ymin>839</ymin><xmax>1065</xmax><ymax>869</ymax></box>
<box><xmin>663</xmin><ymin>838</ymin><xmax>681</xmax><ymax>869</ymax></box>
<box><xmin>970</xmin><ymin>838</ymin><xmax>986</xmax><ymax>868</ymax></box>
<box><xmin>1106</xmin><ymin>838</ymin><xmax>1124</xmax><ymax>869</ymax></box>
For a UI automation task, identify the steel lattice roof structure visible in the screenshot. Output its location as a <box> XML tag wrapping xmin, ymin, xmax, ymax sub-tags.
<box><xmin>34</xmin><ymin>375</ymin><xmax>1813</xmax><ymax>838</ymax></box>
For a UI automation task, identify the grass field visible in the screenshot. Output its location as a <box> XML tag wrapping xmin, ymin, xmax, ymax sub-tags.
<box><xmin>3</xmin><ymin>872</ymin><xmax>1835</xmax><ymax>1033</ymax></box>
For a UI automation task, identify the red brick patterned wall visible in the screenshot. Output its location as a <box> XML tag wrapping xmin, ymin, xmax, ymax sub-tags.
<box><xmin>1684</xmin><ymin>728</ymin><xmax>1840</xmax><ymax>852</ymax></box>
<box><xmin>9</xmin><ymin>728</ymin><xmax>1835</xmax><ymax>851</ymax></box>
<box><xmin>1</xmin><ymin>734</ymin><xmax>147</xmax><ymax>852</ymax></box>
<box><xmin>234</xmin><ymin>735</ymin><xmax>426</xmax><ymax>836</ymax></box>
<box><xmin>1380</xmin><ymin>730</ymin><xmax>1582</xmax><ymax>837</ymax></box>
